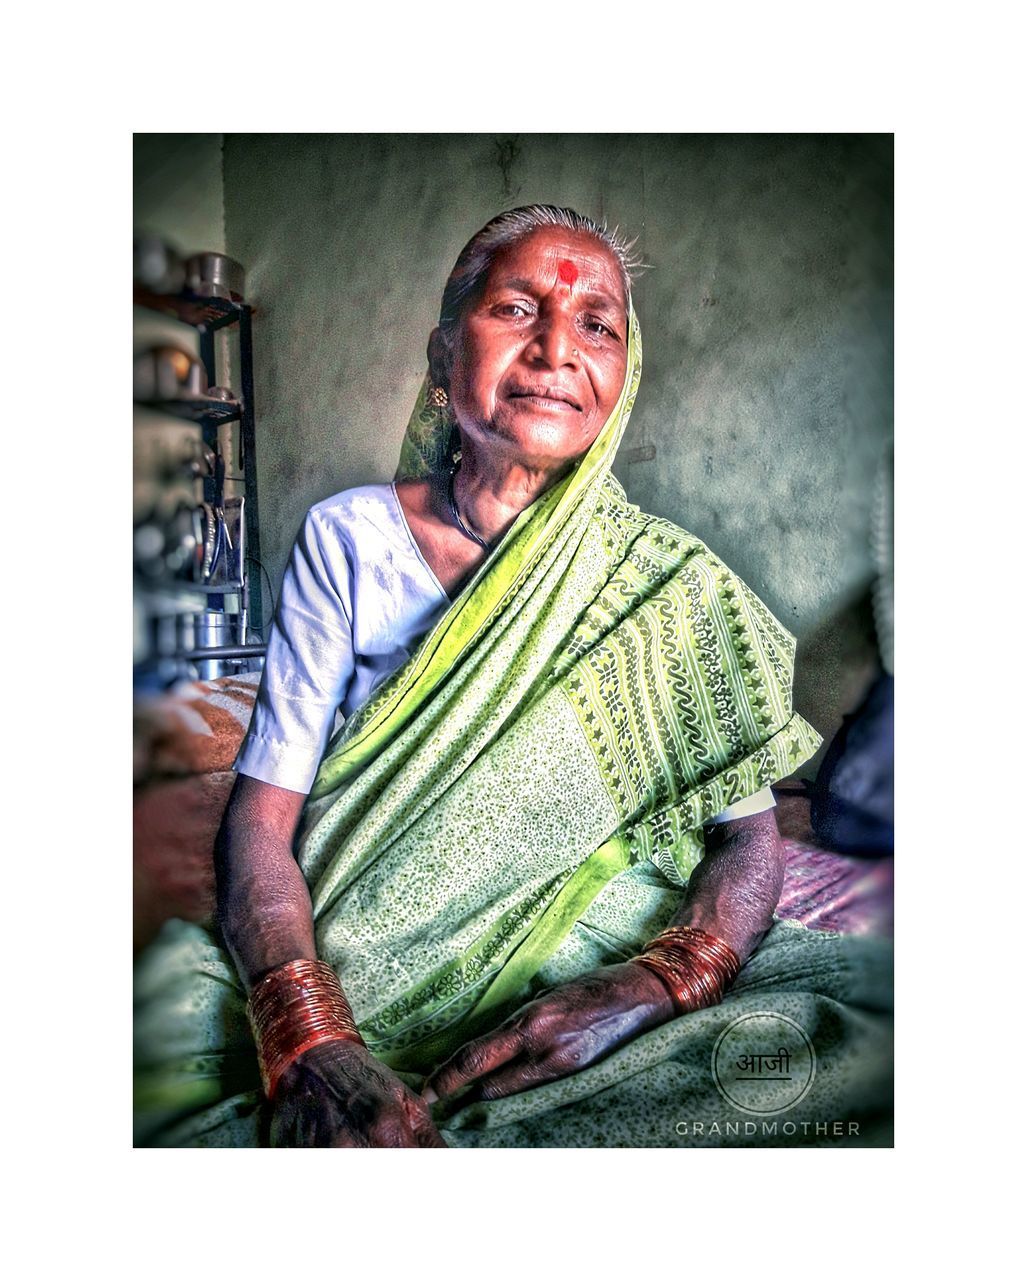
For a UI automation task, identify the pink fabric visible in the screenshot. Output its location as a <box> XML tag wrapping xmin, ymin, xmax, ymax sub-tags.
<box><xmin>777</xmin><ymin>839</ymin><xmax>893</xmax><ymax>937</ymax></box>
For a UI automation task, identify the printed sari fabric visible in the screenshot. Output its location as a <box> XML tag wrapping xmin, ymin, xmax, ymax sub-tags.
<box><xmin>134</xmin><ymin>306</ymin><xmax>893</xmax><ymax>1147</ymax></box>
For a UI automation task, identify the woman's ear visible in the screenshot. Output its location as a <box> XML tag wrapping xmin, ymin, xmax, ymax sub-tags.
<box><xmin>427</xmin><ymin>327</ymin><xmax>451</xmax><ymax>388</ymax></box>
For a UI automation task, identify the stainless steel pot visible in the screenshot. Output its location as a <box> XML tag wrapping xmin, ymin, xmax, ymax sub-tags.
<box><xmin>184</xmin><ymin>251</ymin><xmax>246</xmax><ymax>302</ymax></box>
<box><xmin>134</xmin><ymin>234</ymin><xmax>186</xmax><ymax>294</ymax></box>
<box><xmin>133</xmin><ymin>345</ymin><xmax>206</xmax><ymax>402</ymax></box>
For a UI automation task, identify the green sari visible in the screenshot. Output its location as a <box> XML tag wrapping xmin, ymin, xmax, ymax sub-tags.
<box><xmin>134</xmin><ymin>305</ymin><xmax>893</xmax><ymax>1147</ymax></box>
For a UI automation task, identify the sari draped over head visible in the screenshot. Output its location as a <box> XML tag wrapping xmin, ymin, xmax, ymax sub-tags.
<box><xmin>135</xmin><ymin>304</ymin><xmax>892</xmax><ymax>1147</ymax></box>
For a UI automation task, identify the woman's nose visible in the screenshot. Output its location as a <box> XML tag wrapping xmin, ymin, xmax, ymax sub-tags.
<box><xmin>527</xmin><ymin>311</ymin><xmax>580</xmax><ymax>369</ymax></box>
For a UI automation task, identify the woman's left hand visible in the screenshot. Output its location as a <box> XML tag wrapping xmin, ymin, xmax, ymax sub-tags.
<box><xmin>422</xmin><ymin>962</ymin><xmax>676</xmax><ymax>1105</ymax></box>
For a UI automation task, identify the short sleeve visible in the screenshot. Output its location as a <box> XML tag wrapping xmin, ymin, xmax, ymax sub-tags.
<box><xmin>234</xmin><ymin>509</ymin><xmax>356</xmax><ymax>793</ymax></box>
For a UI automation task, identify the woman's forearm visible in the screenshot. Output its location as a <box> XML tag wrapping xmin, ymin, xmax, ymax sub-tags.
<box><xmin>213</xmin><ymin>775</ymin><xmax>317</xmax><ymax>991</ymax></box>
<box><xmin>666</xmin><ymin>808</ymin><xmax>784</xmax><ymax>967</ymax></box>
<box><xmin>213</xmin><ymin>777</ymin><xmax>445</xmax><ymax>1147</ymax></box>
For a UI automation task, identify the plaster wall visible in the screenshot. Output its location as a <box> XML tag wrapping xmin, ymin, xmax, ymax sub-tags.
<box><xmin>214</xmin><ymin>134</ymin><xmax>892</xmax><ymax>756</ymax></box>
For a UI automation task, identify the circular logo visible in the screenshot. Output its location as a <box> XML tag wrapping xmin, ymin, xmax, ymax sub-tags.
<box><xmin>712</xmin><ymin>1012</ymin><xmax>816</xmax><ymax>1115</ymax></box>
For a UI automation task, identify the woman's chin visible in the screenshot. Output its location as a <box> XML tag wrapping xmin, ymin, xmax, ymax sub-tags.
<box><xmin>474</xmin><ymin>415</ymin><xmax>599</xmax><ymax>469</ymax></box>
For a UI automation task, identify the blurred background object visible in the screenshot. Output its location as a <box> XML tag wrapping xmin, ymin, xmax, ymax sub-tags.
<box><xmin>184</xmin><ymin>250</ymin><xmax>246</xmax><ymax>301</ymax></box>
<box><xmin>133</xmin><ymin>343</ymin><xmax>207</xmax><ymax>401</ymax></box>
<box><xmin>133</xmin><ymin>217</ymin><xmax>265</xmax><ymax>691</ymax></box>
<box><xmin>808</xmin><ymin>444</ymin><xmax>894</xmax><ymax>857</ymax></box>
<box><xmin>134</xmin><ymin>233</ymin><xmax>185</xmax><ymax>295</ymax></box>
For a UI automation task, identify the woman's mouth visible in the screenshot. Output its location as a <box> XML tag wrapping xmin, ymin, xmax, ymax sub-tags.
<box><xmin>507</xmin><ymin>386</ymin><xmax>582</xmax><ymax>412</ymax></box>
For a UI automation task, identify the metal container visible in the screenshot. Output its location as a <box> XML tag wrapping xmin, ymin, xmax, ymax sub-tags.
<box><xmin>196</xmin><ymin>609</ymin><xmax>229</xmax><ymax>681</ymax></box>
<box><xmin>197</xmin><ymin>609</ymin><xmax>230</xmax><ymax>648</ymax></box>
<box><xmin>184</xmin><ymin>251</ymin><xmax>246</xmax><ymax>302</ymax></box>
<box><xmin>133</xmin><ymin>345</ymin><xmax>206</xmax><ymax>402</ymax></box>
<box><xmin>134</xmin><ymin>234</ymin><xmax>186</xmax><ymax>295</ymax></box>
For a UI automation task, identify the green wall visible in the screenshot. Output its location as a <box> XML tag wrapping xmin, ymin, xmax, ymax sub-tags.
<box><xmin>138</xmin><ymin>133</ymin><xmax>893</xmax><ymax>761</ymax></box>
<box><xmin>134</xmin><ymin>133</ymin><xmax>225</xmax><ymax>255</ymax></box>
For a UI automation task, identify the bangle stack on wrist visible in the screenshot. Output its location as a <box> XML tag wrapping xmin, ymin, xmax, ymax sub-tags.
<box><xmin>246</xmin><ymin>958</ymin><xmax>365</xmax><ymax>1100</ymax></box>
<box><xmin>630</xmin><ymin>925</ymin><xmax>741</xmax><ymax>1014</ymax></box>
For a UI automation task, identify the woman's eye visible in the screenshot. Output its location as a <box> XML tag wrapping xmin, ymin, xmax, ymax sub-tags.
<box><xmin>496</xmin><ymin>302</ymin><xmax>532</xmax><ymax>318</ymax></box>
<box><xmin>584</xmin><ymin>317</ymin><xmax>618</xmax><ymax>339</ymax></box>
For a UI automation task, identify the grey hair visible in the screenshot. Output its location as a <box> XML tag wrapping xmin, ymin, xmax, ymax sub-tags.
<box><xmin>438</xmin><ymin>204</ymin><xmax>643</xmax><ymax>338</ymax></box>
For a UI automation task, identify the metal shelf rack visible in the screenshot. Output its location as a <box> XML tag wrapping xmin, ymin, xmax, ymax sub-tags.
<box><xmin>134</xmin><ymin>280</ymin><xmax>266</xmax><ymax>684</ymax></box>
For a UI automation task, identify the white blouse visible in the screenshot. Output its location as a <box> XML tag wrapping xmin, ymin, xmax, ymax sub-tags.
<box><xmin>233</xmin><ymin>482</ymin><xmax>775</xmax><ymax>824</ymax></box>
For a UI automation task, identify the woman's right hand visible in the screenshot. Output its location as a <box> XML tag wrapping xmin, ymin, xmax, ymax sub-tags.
<box><xmin>270</xmin><ymin>1039</ymin><xmax>447</xmax><ymax>1148</ymax></box>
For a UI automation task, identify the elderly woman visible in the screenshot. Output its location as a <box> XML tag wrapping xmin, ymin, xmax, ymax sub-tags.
<box><xmin>134</xmin><ymin>205</ymin><xmax>892</xmax><ymax>1148</ymax></box>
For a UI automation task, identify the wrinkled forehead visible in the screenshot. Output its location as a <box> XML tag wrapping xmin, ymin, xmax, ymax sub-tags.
<box><xmin>485</xmin><ymin>228</ymin><xmax>628</xmax><ymax>317</ymax></box>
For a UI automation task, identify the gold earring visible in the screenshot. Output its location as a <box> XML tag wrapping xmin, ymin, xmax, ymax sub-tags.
<box><xmin>428</xmin><ymin>384</ymin><xmax>449</xmax><ymax>408</ymax></box>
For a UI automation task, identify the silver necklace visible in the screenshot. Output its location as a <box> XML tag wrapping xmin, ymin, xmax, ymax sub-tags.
<box><xmin>446</xmin><ymin>457</ymin><xmax>492</xmax><ymax>551</ymax></box>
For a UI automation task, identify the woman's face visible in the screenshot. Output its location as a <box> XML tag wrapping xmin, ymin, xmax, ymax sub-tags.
<box><xmin>441</xmin><ymin>227</ymin><xmax>629</xmax><ymax>471</ymax></box>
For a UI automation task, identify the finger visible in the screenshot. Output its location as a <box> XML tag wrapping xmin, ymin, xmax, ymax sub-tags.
<box><xmin>293</xmin><ymin>1104</ymin><xmax>321</xmax><ymax>1148</ymax></box>
<box><xmin>423</xmin><ymin>1025</ymin><xmax>524</xmax><ymax>1102</ymax></box>
<box><xmin>275</xmin><ymin>1099</ymin><xmax>354</xmax><ymax>1148</ymax></box>
<box><xmin>272</xmin><ymin>1094</ymin><xmax>318</xmax><ymax>1148</ymax></box>
<box><xmin>400</xmin><ymin>1090</ymin><xmax>449</xmax><ymax>1148</ymax></box>
<box><xmin>472</xmin><ymin>1055</ymin><xmax>556</xmax><ymax>1102</ymax></box>
<box><xmin>269</xmin><ymin>1110</ymin><xmax>291</xmax><ymax>1148</ymax></box>
<box><xmin>329</xmin><ymin>1126</ymin><xmax>365</xmax><ymax>1148</ymax></box>
<box><xmin>369</xmin><ymin>1116</ymin><xmax>421</xmax><ymax>1148</ymax></box>
<box><xmin>413</xmin><ymin>1113</ymin><xmax>449</xmax><ymax>1147</ymax></box>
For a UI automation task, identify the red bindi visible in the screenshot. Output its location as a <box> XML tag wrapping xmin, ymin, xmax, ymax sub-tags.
<box><xmin>557</xmin><ymin>260</ymin><xmax>578</xmax><ymax>286</ymax></box>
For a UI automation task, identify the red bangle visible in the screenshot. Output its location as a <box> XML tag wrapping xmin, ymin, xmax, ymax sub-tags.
<box><xmin>631</xmin><ymin>926</ymin><xmax>741</xmax><ymax>1014</ymax></box>
<box><xmin>246</xmin><ymin>959</ymin><xmax>365</xmax><ymax>1100</ymax></box>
